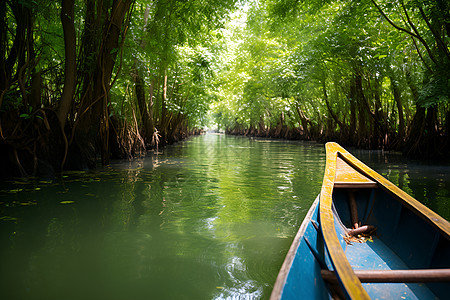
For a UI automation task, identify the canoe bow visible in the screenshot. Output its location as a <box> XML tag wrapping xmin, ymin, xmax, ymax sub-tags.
<box><xmin>319</xmin><ymin>142</ymin><xmax>450</xmax><ymax>299</ymax></box>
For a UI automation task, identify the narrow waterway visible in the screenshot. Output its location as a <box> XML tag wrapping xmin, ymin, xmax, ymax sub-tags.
<box><xmin>1</xmin><ymin>134</ymin><xmax>449</xmax><ymax>299</ymax></box>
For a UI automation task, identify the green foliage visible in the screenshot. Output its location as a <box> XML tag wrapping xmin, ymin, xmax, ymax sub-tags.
<box><xmin>2</xmin><ymin>0</ymin><xmax>449</xmax><ymax>165</ymax></box>
<box><xmin>208</xmin><ymin>0</ymin><xmax>449</xmax><ymax>152</ymax></box>
<box><xmin>419</xmin><ymin>66</ymin><xmax>450</xmax><ymax>107</ymax></box>
<box><xmin>108</xmin><ymin>0</ymin><xmax>239</xmax><ymax>133</ymax></box>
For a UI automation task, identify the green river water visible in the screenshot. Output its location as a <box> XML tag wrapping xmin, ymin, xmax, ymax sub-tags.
<box><xmin>1</xmin><ymin>134</ymin><xmax>449</xmax><ymax>299</ymax></box>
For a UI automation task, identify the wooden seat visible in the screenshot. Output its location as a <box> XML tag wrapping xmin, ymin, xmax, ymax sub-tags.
<box><xmin>321</xmin><ymin>269</ymin><xmax>450</xmax><ymax>283</ymax></box>
<box><xmin>334</xmin><ymin>157</ymin><xmax>378</xmax><ymax>189</ymax></box>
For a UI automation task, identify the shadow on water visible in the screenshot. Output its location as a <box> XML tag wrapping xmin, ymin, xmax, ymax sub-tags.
<box><xmin>0</xmin><ymin>135</ymin><xmax>448</xmax><ymax>299</ymax></box>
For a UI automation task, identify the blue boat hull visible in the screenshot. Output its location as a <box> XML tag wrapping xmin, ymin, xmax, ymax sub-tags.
<box><xmin>273</xmin><ymin>187</ymin><xmax>450</xmax><ymax>300</ymax></box>
<box><xmin>271</xmin><ymin>197</ymin><xmax>331</xmax><ymax>300</ymax></box>
<box><xmin>272</xmin><ymin>143</ymin><xmax>450</xmax><ymax>300</ymax></box>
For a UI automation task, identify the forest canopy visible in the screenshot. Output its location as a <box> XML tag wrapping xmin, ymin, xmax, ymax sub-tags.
<box><xmin>0</xmin><ymin>0</ymin><xmax>449</xmax><ymax>177</ymax></box>
<box><xmin>210</xmin><ymin>0</ymin><xmax>450</xmax><ymax>158</ymax></box>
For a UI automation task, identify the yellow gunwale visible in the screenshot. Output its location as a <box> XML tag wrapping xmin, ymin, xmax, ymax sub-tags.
<box><xmin>319</xmin><ymin>142</ymin><xmax>450</xmax><ymax>299</ymax></box>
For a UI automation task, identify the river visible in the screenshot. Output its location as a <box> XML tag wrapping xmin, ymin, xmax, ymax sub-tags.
<box><xmin>1</xmin><ymin>134</ymin><xmax>449</xmax><ymax>299</ymax></box>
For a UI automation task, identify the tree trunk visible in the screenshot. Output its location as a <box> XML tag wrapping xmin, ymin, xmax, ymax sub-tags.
<box><xmin>258</xmin><ymin>117</ymin><xmax>265</xmax><ymax>136</ymax></box>
<box><xmin>68</xmin><ymin>0</ymin><xmax>102</xmax><ymax>170</ymax></box>
<box><xmin>58</xmin><ymin>0</ymin><xmax>77</xmax><ymax>128</ymax></box>
<box><xmin>74</xmin><ymin>0</ymin><xmax>133</xmax><ymax>168</ymax></box>
<box><xmin>5</xmin><ymin>2</ymin><xmax>34</xmax><ymax>107</ymax></box>
<box><xmin>29</xmin><ymin>71</ymin><xmax>42</xmax><ymax>110</ymax></box>
<box><xmin>354</xmin><ymin>74</ymin><xmax>370</xmax><ymax>147</ymax></box>
<box><xmin>160</xmin><ymin>69</ymin><xmax>168</xmax><ymax>143</ymax></box>
<box><xmin>132</xmin><ymin>4</ymin><xmax>153</xmax><ymax>146</ymax></box>
<box><xmin>391</xmin><ymin>78</ymin><xmax>405</xmax><ymax>143</ymax></box>
<box><xmin>322</xmin><ymin>80</ymin><xmax>346</xmax><ymax>134</ymax></box>
<box><xmin>404</xmin><ymin>106</ymin><xmax>426</xmax><ymax>156</ymax></box>
<box><xmin>134</xmin><ymin>70</ymin><xmax>153</xmax><ymax>144</ymax></box>
<box><xmin>371</xmin><ymin>78</ymin><xmax>385</xmax><ymax>148</ymax></box>
<box><xmin>97</xmin><ymin>0</ymin><xmax>133</xmax><ymax>165</ymax></box>
<box><xmin>296</xmin><ymin>105</ymin><xmax>311</xmax><ymax>139</ymax></box>
<box><xmin>349</xmin><ymin>80</ymin><xmax>357</xmax><ymax>145</ymax></box>
<box><xmin>0</xmin><ymin>0</ymin><xmax>7</xmax><ymax>106</ymax></box>
<box><xmin>445</xmin><ymin>110</ymin><xmax>450</xmax><ymax>151</ymax></box>
<box><xmin>425</xmin><ymin>106</ymin><xmax>438</xmax><ymax>141</ymax></box>
<box><xmin>148</xmin><ymin>79</ymin><xmax>155</xmax><ymax>131</ymax></box>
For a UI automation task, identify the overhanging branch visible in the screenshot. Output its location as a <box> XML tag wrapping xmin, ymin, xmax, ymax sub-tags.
<box><xmin>371</xmin><ymin>0</ymin><xmax>437</xmax><ymax>66</ymax></box>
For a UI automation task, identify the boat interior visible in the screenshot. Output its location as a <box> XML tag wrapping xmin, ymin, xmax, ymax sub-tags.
<box><xmin>271</xmin><ymin>145</ymin><xmax>450</xmax><ymax>300</ymax></box>
<box><xmin>331</xmin><ymin>184</ymin><xmax>450</xmax><ymax>299</ymax></box>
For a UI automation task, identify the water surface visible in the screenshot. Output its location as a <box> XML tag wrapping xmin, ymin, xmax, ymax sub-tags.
<box><xmin>0</xmin><ymin>134</ymin><xmax>449</xmax><ymax>299</ymax></box>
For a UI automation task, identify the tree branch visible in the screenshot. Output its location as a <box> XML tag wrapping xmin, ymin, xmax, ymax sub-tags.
<box><xmin>400</xmin><ymin>0</ymin><xmax>436</xmax><ymax>64</ymax></box>
<box><xmin>371</xmin><ymin>0</ymin><xmax>437</xmax><ymax>65</ymax></box>
<box><xmin>418</xmin><ymin>6</ymin><xmax>450</xmax><ymax>61</ymax></box>
<box><xmin>371</xmin><ymin>0</ymin><xmax>418</xmax><ymax>38</ymax></box>
<box><xmin>410</xmin><ymin>37</ymin><xmax>433</xmax><ymax>73</ymax></box>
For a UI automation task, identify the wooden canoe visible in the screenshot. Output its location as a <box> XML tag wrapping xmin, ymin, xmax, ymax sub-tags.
<box><xmin>271</xmin><ymin>142</ymin><xmax>450</xmax><ymax>299</ymax></box>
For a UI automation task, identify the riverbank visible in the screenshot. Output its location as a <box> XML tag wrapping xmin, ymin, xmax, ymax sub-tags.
<box><xmin>225</xmin><ymin>126</ymin><xmax>450</xmax><ymax>163</ymax></box>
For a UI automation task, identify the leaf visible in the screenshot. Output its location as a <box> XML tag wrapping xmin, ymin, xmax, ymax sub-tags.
<box><xmin>60</xmin><ymin>200</ymin><xmax>75</xmax><ymax>204</ymax></box>
<box><xmin>0</xmin><ymin>216</ymin><xmax>18</xmax><ymax>221</ymax></box>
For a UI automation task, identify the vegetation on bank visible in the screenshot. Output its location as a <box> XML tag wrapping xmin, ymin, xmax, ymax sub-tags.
<box><xmin>210</xmin><ymin>0</ymin><xmax>450</xmax><ymax>160</ymax></box>
<box><xmin>0</xmin><ymin>0</ymin><xmax>449</xmax><ymax>177</ymax></box>
<box><xmin>0</xmin><ymin>0</ymin><xmax>237</xmax><ymax>177</ymax></box>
